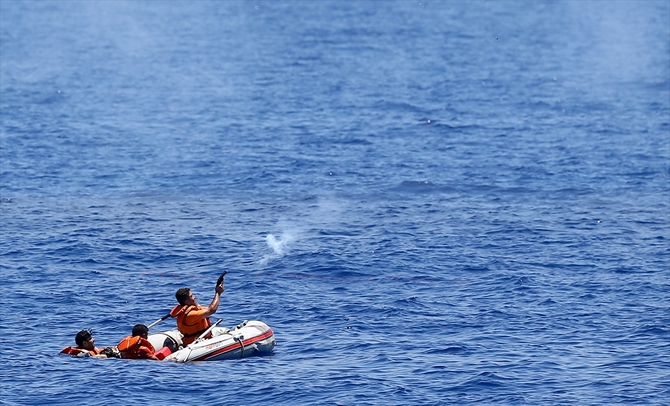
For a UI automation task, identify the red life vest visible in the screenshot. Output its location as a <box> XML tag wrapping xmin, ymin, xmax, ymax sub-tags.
<box><xmin>170</xmin><ymin>304</ymin><xmax>211</xmax><ymax>345</ymax></box>
<box><xmin>60</xmin><ymin>346</ymin><xmax>102</xmax><ymax>357</ymax></box>
<box><xmin>117</xmin><ymin>336</ymin><xmax>156</xmax><ymax>359</ymax></box>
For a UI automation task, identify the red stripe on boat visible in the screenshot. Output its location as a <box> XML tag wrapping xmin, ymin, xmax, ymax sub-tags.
<box><xmin>193</xmin><ymin>329</ymin><xmax>274</xmax><ymax>361</ymax></box>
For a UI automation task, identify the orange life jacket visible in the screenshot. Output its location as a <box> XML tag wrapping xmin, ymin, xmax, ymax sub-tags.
<box><xmin>60</xmin><ymin>346</ymin><xmax>102</xmax><ymax>357</ymax></box>
<box><xmin>170</xmin><ymin>304</ymin><xmax>211</xmax><ymax>345</ymax></box>
<box><xmin>117</xmin><ymin>335</ymin><xmax>156</xmax><ymax>359</ymax></box>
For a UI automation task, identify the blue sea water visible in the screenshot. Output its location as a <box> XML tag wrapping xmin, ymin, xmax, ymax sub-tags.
<box><xmin>1</xmin><ymin>0</ymin><xmax>669</xmax><ymax>404</ymax></box>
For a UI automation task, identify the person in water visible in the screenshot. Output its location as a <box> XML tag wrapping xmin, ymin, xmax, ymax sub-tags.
<box><xmin>117</xmin><ymin>324</ymin><xmax>159</xmax><ymax>360</ymax></box>
<box><xmin>170</xmin><ymin>280</ymin><xmax>226</xmax><ymax>346</ymax></box>
<box><xmin>61</xmin><ymin>329</ymin><xmax>117</xmax><ymax>358</ymax></box>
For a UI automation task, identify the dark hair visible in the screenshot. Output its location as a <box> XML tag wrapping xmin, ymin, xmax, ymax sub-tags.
<box><xmin>75</xmin><ymin>329</ymin><xmax>92</xmax><ymax>347</ymax></box>
<box><xmin>132</xmin><ymin>324</ymin><xmax>149</xmax><ymax>337</ymax></box>
<box><xmin>175</xmin><ymin>288</ymin><xmax>191</xmax><ymax>305</ymax></box>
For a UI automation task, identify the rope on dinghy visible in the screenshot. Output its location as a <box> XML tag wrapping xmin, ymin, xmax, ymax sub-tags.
<box><xmin>235</xmin><ymin>334</ymin><xmax>245</xmax><ymax>358</ymax></box>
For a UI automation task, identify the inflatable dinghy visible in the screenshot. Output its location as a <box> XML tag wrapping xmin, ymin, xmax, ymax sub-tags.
<box><xmin>148</xmin><ymin>320</ymin><xmax>275</xmax><ymax>362</ymax></box>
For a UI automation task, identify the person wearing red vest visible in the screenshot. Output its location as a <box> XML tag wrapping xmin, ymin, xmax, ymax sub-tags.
<box><xmin>170</xmin><ymin>280</ymin><xmax>225</xmax><ymax>346</ymax></box>
<box><xmin>61</xmin><ymin>329</ymin><xmax>108</xmax><ymax>358</ymax></box>
<box><xmin>117</xmin><ymin>324</ymin><xmax>159</xmax><ymax>360</ymax></box>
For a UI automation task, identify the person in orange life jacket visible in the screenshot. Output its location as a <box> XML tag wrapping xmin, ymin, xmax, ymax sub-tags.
<box><xmin>117</xmin><ymin>324</ymin><xmax>159</xmax><ymax>360</ymax></box>
<box><xmin>170</xmin><ymin>281</ymin><xmax>225</xmax><ymax>346</ymax></box>
<box><xmin>60</xmin><ymin>329</ymin><xmax>108</xmax><ymax>358</ymax></box>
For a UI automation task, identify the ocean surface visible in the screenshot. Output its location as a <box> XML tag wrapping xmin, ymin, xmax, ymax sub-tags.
<box><xmin>1</xmin><ymin>1</ymin><xmax>669</xmax><ymax>405</ymax></box>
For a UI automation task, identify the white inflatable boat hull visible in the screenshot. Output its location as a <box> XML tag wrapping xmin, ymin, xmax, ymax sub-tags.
<box><xmin>148</xmin><ymin>320</ymin><xmax>276</xmax><ymax>362</ymax></box>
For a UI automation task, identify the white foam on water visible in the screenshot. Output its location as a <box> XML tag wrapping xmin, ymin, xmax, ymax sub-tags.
<box><xmin>259</xmin><ymin>195</ymin><xmax>347</xmax><ymax>266</ymax></box>
<box><xmin>260</xmin><ymin>229</ymin><xmax>298</xmax><ymax>265</ymax></box>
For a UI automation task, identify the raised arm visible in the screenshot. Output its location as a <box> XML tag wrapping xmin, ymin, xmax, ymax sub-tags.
<box><xmin>202</xmin><ymin>282</ymin><xmax>225</xmax><ymax>318</ymax></box>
